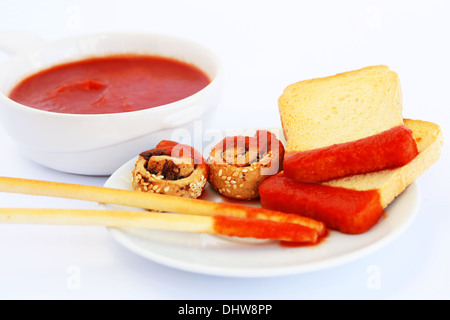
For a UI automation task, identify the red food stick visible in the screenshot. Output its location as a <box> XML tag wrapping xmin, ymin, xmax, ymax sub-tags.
<box><xmin>283</xmin><ymin>125</ymin><xmax>418</xmax><ymax>183</ymax></box>
<box><xmin>206</xmin><ymin>201</ymin><xmax>327</xmax><ymax>237</ymax></box>
<box><xmin>259</xmin><ymin>172</ymin><xmax>384</xmax><ymax>234</ymax></box>
<box><xmin>212</xmin><ymin>215</ymin><xmax>319</xmax><ymax>243</ymax></box>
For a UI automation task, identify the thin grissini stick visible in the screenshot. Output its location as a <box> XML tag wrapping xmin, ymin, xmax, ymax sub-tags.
<box><xmin>0</xmin><ymin>208</ymin><xmax>318</xmax><ymax>243</ymax></box>
<box><xmin>0</xmin><ymin>176</ymin><xmax>326</xmax><ymax>237</ymax></box>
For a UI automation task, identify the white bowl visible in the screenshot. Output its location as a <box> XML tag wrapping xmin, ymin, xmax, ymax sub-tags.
<box><xmin>0</xmin><ymin>32</ymin><xmax>223</xmax><ymax>175</ymax></box>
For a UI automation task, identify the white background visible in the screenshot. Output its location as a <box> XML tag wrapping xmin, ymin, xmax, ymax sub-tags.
<box><xmin>0</xmin><ymin>0</ymin><xmax>449</xmax><ymax>299</ymax></box>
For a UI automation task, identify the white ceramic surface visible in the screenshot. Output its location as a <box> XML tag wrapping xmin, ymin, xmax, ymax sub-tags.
<box><xmin>0</xmin><ymin>32</ymin><xmax>223</xmax><ymax>175</ymax></box>
<box><xmin>100</xmin><ymin>128</ymin><xmax>421</xmax><ymax>278</ymax></box>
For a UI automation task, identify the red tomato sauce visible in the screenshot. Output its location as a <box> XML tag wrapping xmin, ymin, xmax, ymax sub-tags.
<box><xmin>8</xmin><ymin>55</ymin><xmax>211</xmax><ymax>114</ymax></box>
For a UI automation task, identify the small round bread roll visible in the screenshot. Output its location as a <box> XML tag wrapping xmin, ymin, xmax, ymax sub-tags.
<box><xmin>132</xmin><ymin>140</ymin><xmax>209</xmax><ymax>199</ymax></box>
<box><xmin>207</xmin><ymin>130</ymin><xmax>285</xmax><ymax>200</ymax></box>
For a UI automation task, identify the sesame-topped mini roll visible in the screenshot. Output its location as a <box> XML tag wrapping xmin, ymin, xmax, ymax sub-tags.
<box><xmin>207</xmin><ymin>130</ymin><xmax>285</xmax><ymax>200</ymax></box>
<box><xmin>132</xmin><ymin>140</ymin><xmax>209</xmax><ymax>199</ymax></box>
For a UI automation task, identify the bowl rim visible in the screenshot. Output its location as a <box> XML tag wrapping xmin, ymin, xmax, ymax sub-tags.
<box><xmin>0</xmin><ymin>31</ymin><xmax>223</xmax><ymax>119</ymax></box>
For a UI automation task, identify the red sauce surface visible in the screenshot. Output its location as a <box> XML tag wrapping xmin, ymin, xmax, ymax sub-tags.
<box><xmin>283</xmin><ymin>125</ymin><xmax>419</xmax><ymax>183</ymax></box>
<box><xmin>259</xmin><ymin>172</ymin><xmax>384</xmax><ymax>234</ymax></box>
<box><xmin>8</xmin><ymin>55</ymin><xmax>211</xmax><ymax>114</ymax></box>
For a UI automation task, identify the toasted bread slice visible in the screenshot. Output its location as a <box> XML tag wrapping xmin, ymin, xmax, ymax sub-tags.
<box><xmin>279</xmin><ymin>65</ymin><xmax>404</xmax><ymax>153</ymax></box>
<box><xmin>259</xmin><ymin>119</ymin><xmax>443</xmax><ymax>234</ymax></box>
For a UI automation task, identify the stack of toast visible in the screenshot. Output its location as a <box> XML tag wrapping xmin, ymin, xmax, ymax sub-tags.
<box><xmin>259</xmin><ymin>65</ymin><xmax>443</xmax><ymax>234</ymax></box>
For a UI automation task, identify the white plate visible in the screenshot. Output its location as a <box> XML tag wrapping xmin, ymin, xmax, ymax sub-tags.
<box><xmin>102</xmin><ymin>129</ymin><xmax>421</xmax><ymax>278</ymax></box>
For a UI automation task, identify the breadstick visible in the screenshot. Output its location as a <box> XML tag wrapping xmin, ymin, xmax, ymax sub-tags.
<box><xmin>0</xmin><ymin>176</ymin><xmax>326</xmax><ymax>236</ymax></box>
<box><xmin>0</xmin><ymin>208</ymin><xmax>212</xmax><ymax>233</ymax></box>
<box><xmin>0</xmin><ymin>208</ymin><xmax>318</xmax><ymax>243</ymax></box>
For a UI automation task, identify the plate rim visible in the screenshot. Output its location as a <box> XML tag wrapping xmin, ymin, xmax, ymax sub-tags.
<box><xmin>103</xmin><ymin>154</ymin><xmax>421</xmax><ymax>278</ymax></box>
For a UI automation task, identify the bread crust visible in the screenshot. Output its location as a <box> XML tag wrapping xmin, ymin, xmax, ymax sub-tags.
<box><xmin>132</xmin><ymin>141</ymin><xmax>208</xmax><ymax>199</ymax></box>
<box><xmin>207</xmin><ymin>130</ymin><xmax>284</xmax><ymax>200</ymax></box>
<box><xmin>208</xmin><ymin>152</ymin><xmax>275</xmax><ymax>200</ymax></box>
<box><xmin>132</xmin><ymin>156</ymin><xmax>207</xmax><ymax>198</ymax></box>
